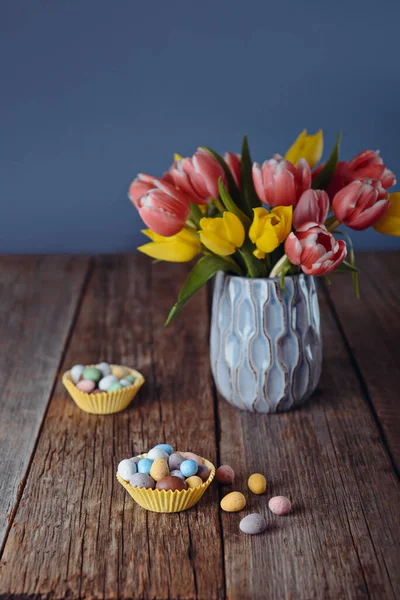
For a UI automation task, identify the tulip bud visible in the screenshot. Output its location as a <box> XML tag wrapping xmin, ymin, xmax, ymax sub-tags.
<box><xmin>332</xmin><ymin>179</ymin><xmax>390</xmax><ymax>230</ymax></box>
<box><xmin>252</xmin><ymin>157</ymin><xmax>311</xmax><ymax>207</ymax></box>
<box><xmin>137</xmin><ymin>180</ymin><xmax>190</xmax><ymax>237</ymax></box>
<box><xmin>292</xmin><ymin>189</ymin><xmax>329</xmax><ymax>229</ymax></box>
<box><xmin>170</xmin><ymin>148</ymin><xmax>227</xmax><ymax>205</ymax></box>
<box><xmin>224</xmin><ymin>152</ymin><xmax>241</xmax><ymax>188</ymax></box>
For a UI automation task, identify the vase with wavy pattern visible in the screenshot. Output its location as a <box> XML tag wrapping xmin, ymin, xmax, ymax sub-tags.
<box><xmin>210</xmin><ymin>272</ymin><xmax>322</xmax><ymax>413</ymax></box>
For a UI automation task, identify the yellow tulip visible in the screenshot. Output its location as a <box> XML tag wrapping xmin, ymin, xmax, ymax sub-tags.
<box><xmin>285</xmin><ymin>129</ymin><xmax>323</xmax><ymax>168</ymax></box>
<box><xmin>249</xmin><ymin>206</ymin><xmax>293</xmax><ymax>259</ymax></box>
<box><xmin>174</xmin><ymin>153</ymin><xmax>183</xmax><ymax>162</ymax></box>
<box><xmin>199</xmin><ymin>212</ymin><xmax>245</xmax><ymax>256</ymax></box>
<box><xmin>138</xmin><ymin>229</ymin><xmax>201</xmax><ymax>262</ymax></box>
<box><xmin>374</xmin><ymin>192</ymin><xmax>400</xmax><ymax>236</ymax></box>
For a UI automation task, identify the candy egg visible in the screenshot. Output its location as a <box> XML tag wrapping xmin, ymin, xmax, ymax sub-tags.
<box><xmin>220</xmin><ymin>492</ymin><xmax>246</xmax><ymax>512</ymax></box>
<box><xmin>138</xmin><ymin>458</ymin><xmax>153</xmax><ymax>475</ymax></box>
<box><xmin>185</xmin><ymin>475</ymin><xmax>203</xmax><ymax>489</ymax></box>
<box><xmin>147</xmin><ymin>448</ymin><xmax>170</xmax><ymax>461</ymax></box>
<box><xmin>197</xmin><ymin>464</ymin><xmax>211</xmax><ymax>482</ymax></box>
<box><xmin>96</xmin><ymin>362</ymin><xmax>112</xmax><ymax>377</ymax></box>
<box><xmin>112</xmin><ymin>365</ymin><xmax>130</xmax><ymax>379</ymax></box>
<box><xmin>180</xmin><ymin>459</ymin><xmax>198</xmax><ymax>478</ymax></box>
<box><xmin>124</xmin><ymin>374</ymin><xmax>136</xmax><ymax>384</ymax></box>
<box><xmin>154</xmin><ymin>444</ymin><xmax>174</xmax><ymax>456</ymax></box>
<box><xmin>71</xmin><ymin>364</ymin><xmax>84</xmax><ymax>383</ymax></box>
<box><xmin>183</xmin><ymin>452</ymin><xmax>203</xmax><ymax>465</ymax></box>
<box><xmin>248</xmin><ymin>473</ymin><xmax>267</xmax><ymax>495</ymax></box>
<box><xmin>156</xmin><ymin>476</ymin><xmax>187</xmax><ymax>492</ymax></box>
<box><xmin>82</xmin><ymin>367</ymin><xmax>102</xmax><ymax>383</ymax></box>
<box><xmin>130</xmin><ymin>456</ymin><xmax>141</xmax><ymax>467</ymax></box>
<box><xmin>118</xmin><ymin>459</ymin><xmax>137</xmax><ymax>480</ymax></box>
<box><xmin>150</xmin><ymin>457</ymin><xmax>169</xmax><ymax>482</ymax></box>
<box><xmin>239</xmin><ymin>513</ymin><xmax>267</xmax><ymax>535</ymax></box>
<box><xmin>76</xmin><ymin>379</ymin><xmax>96</xmax><ymax>393</ymax></box>
<box><xmin>269</xmin><ymin>496</ymin><xmax>292</xmax><ymax>515</ymax></box>
<box><xmin>168</xmin><ymin>453</ymin><xmax>185</xmax><ymax>471</ymax></box>
<box><xmin>108</xmin><ymin>382</ymin><xmax>123</xmax><ymax>391</ymax></box>
<box><xmin>170</xmin><ymin>469</ymin><xmax>185</xmax><ymax>480</ymax></box>
<box><xmin>129</xmin><ymin>473</ymin><xmax>155</xmax><ymax>489</ymax></box>
<box><xmin>216</xmin><ymin>465</ymin><xmax>235</xmax><ymax>485</ymax></box>
<box><xmin>98</xmin><ymin>375</ymin><xmax>118</xmax><ymax>391</ymax></box>
<box><xmin>119</xmin><ymin>378</ymin><xmax>132</xmax><ymax>387</ymax></box>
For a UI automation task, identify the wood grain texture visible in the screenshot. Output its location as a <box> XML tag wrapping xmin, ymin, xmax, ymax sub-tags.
<box><xmin>217</xmin><ymin>285</ymin><xmax>400</xmax><ymax>600</ymax></box>
<box><xmin>0</xmin><ymin>255</ymin><xmax>89</xmax><ymax>552</ymax></box>
<box><xmin>326</xmin><ymin>251</ymin><xmax>400</xmax><ymax>472</ymax></box>
<box><xmin>0</xmin><ymin>255</ymin><xmax>224</xmax><ymax>600</ymax></box>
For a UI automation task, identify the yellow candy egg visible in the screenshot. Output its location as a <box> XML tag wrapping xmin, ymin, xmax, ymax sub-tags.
<box><xmin>248</xmin><ymin>473</ymin><xmax>267</xmax><ymax>495</ymax></box>
<box><xmin>220</xmin><ymin>491</ymin><xmax>246</xmax><ymax>512</ymax></box>
<box><xmin>149</xmin><ymin>458</ymin><xmax>169</xmax><ymax>482</ymax></box>
<box><xmin>185</xmin><ymin>475</ymin><xmax>203</xmax><ymax>489</ymax></box>
<box><xmin>112</xmin><ymin>365</ymin><xmax>130</xmax><ymax>379</ymax></box>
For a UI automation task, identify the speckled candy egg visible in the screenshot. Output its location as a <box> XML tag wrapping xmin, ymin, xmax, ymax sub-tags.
<box><xmin>71</xmin><ymin>364</ymin><xmax>84</xmax><ymax>383</ymax></box>
<box><xmin>129</xmin><ymin>473</ymin><xmax>155</xmax><ymax>489</ymax></box>
<box><xmin>82</xmin><ymin>367</ymin><xmax>102</xmax><ymax>384</ymax></box>
<box><xmin>76</xmin><ymin>379</ymin><xmax>96</xmax><ymax>393</ymax></box>
<box><xmin>169</xmin><ymin>453</ymin><xmax>185</xmax><ymax>471</ymax></box>
<box><xmin>220</xmin><ymin>492</ymin><xmax>246</xmax><ymax>512</ymax></box>
<box><xmin>170</xmin><ymin>469</ymin><xmax>185</xmax><ymax>480</ymax></box>
<box><xmin>240</xmin><ymin>513</ymin><xmax>267</xmax><ymax>535</ymax></box>
<box><xmin>154</xmin><ymin>444</ymin><xmax>174</xmax><ymax>456</ymax></box>
<box><xmin>98</xmin><ymin>375</ymin><xmax>118</xmax><ymax>391</ymax></box>
<box><xmin>248</xmin><ymin>473</ymin><xmax>267</xmax><ymax>495</ymax></box>
<box><xmin>147</xmin><ymin>448</ymin><xmax>170</xmax><ymax>461</ymax></box>
<box><xmin>156</xmin><ymin>476</ymin><xmax>187</xmax><ymax>492</ymax></box>
<box><xmin>197</xmin><ymin>464</ymin><xmax>210</xmax><ymax>482</ymax></box>
<box><xmin>108</xmin><ymin>382</ymin><xmax>123</xmax><ymax>391</ymax></box>
<box><xmin>138</xmin><ymin>458</ymin><xmax>153</xmax><ymax>475</ymax></box>
<box><xmin>118</xmin><ymin>459</ymin><xmax>137</xmax><ymax>480</ymax></box>
<box><xmin>180</xmin><ymin>459</ymin><xmax>198</xmax><ymax>478</ymax></box>
<box><xmin>149</xmin><ymin>457</ymin><xmax>169</xmax><ymax>482</ymax></box>
<box><xmin>216</xmin><ymin>465</ymin><xmax>235</xmax><ymax>485</ymax></box>
<box><xmin>269</xmin><ymin>496</ymin><xmax>292</xmax><ymax>515</ymax></box>
<box><xmin>182</xmin><ymin>452</ymin><xmax>203</xmax><ymax>465</ymax></box>
<box><xmin>96</xmin><ymin>362</ymin><xmax>112</xmax><ymax>377</ymax></box>
<box><xmin>185</xmin><ymin>475</ymin><xmax>203</xmax><ymax>489</ymax></box>
<box><xmin>112</xmin><ymin>365</ymin><xmax>130</xmax><ymax>379</ymax></box>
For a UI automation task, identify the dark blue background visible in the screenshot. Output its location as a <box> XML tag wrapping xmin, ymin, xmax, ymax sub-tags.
<box><xmin>1</xmin><ymin>0</ymin><xmax>399</xmax><ymax>253</ymax></box>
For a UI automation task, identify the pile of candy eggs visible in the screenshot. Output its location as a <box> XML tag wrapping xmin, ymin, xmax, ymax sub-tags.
<box><xmin>118</xmin><ymin>444</ymin><xmax>211</xmax><ymax>491</ymax></box>
<box><xmin>70</xmin><ymin>362</ymin><xmax>136</xmax><ymax>393</ymax></box>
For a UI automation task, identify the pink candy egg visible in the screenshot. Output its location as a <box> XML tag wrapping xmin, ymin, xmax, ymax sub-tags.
<box><xmin>183</xmin><ymin>452</ymin><xmax>203</xmax><ymax>466</ymax></box>
<box><xmin>268</xmin><ymin>496</ymin><xmax>292</xmax><ymax>515</ymax></box>
<box><xmin>76</xmin><ymin>379</ymin><xmax>96</xmax><ymax>393</ymax></box>
<box><xmin>216</xmin><ymin>465</ymin><xmax>235</xmax><ymax>485</ymax></box>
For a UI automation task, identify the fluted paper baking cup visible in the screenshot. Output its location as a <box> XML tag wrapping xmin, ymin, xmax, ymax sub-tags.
<box><xmin>117</xmin><ymin>454</ymin><xmax>215</xmax><ymax>512</ymax></box>
<box><xmin>62</xmin><ymin>365</ymin><xmax>144</xmax><ymax>414</ymax></box>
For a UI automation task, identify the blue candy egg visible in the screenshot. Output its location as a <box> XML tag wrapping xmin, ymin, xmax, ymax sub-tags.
<box><xmin>180</xmin><ymin>459</ymin><xmax>198</xmax><ymax>478</ymax></box>
<box><xmin>154</xmin><ymin>443</ymin><xmax>174</xmax><ymax>456</ymax></box>
<box><xmin>138</xmin><ymin>458</ymin><xmax>153</xmax><ymax>475</ymax></box>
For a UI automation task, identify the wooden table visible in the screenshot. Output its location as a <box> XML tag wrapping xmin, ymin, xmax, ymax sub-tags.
<box><xmin>0</xmin><ymin>253</ymin><xmax>399</xmax><ymax>600</ymax></box>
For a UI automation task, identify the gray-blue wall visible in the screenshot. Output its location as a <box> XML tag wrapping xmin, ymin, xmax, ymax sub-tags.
<box><xmin>1</xmin><ymin>0</ymin><xmax>399</xmax><ymax>253</ymax></box>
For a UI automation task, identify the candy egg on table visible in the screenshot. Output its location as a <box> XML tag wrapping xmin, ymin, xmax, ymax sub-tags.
<box><xmin>71</xmin><ymin>364</ymin><xmax>84</xmax><ymax>383</ymax></box>
<box><xmin>185</xmin><ymin>476</ymin><xmax>203</xmax><ymax>489</ymax></box>
<box><xmin>180</xmin><ymin>459</ymin><xmax>198</xmax><ymax>478</ymax></box>
<box><xmin>138</xmin><ymin>458</ymin><xmax>153</xmax><ymax>475</ymax></box>
<box><xmin>98</xmin><ymin>375</ymin><xmax>118</xmax><ymax>391</ymax></box>
<box><xmin>112</xmin><ymin>365</ymin><xmax>130</xmax><ymax>379</ymax></box>
<box><xmin>96</xmin><ymin>362</ymin><xmax>112</xmax><ymax>377</ymax></box>
<box><xmin>76</xmin><ymin>380</ymin><xmax>96</xmax><ymax>393</ymax></box>
<box><xmin>129</xmin><ymin>473</ymin><xmax>155</xmax><ymax>489</ymax></box>
<box><xmin>220</xmin><ymin>491</ymin><xmax>246</xmax><ymax>512</ymax></box>
<box><xmin>170</xmin><ymin>469</ymin><xmax>185</xmax><ymax>480</ymax></box>
<box><xmin>169</xmin><ymin>453</ymin><xmax>185</xmax><ymax>471</ymax></box>
<box><xmin>108</xmin><ymin>382</ymin><xmax>123</xmax><ymax>391</ymax></box>
<box><xmin>154</xmin><ymin>444</ymin><xmax>174</xmax><ymax>456</ymax></box>
<box><xmin>150</xmin><ymin>457</ymin><xmax>169</xmax><ymax>482</ymax></box>
<box><xmin>269</xmin><ymin>496</ymin><xmax>292</xmax><ymax>515</ymax></box>
<box><xmin>216</xmin><ymin>465</ymin><xmax>235</xmax><ymax>485</ymax></box>
<box><xmin>248</xmin><ymin>473</ymin><xmax>267</xmax><ymax>495</ymax></box>
<box><xmin>147</xmin><ymin>448</ymin><xmax>170</xmax><ymax>461</ymax></box>
<box><xmin>197</xmin><ymin>464</ymin><xmax>210</xmax><ymax>482</ymax></box>
<box><xmin>82</xmin><ymin>367</ymin><xmax>102</xmax><ymax>384</ymax></box>
<box><xmin>182</xmin><ymin>452</ymin><xmax>203</xmax><ymax>465</ymax></box>
<box><xmin>240</xmin><ymin>513</ymin><xmax>267</xmax><ymax>535</ymax></box>
<box><xmin>156</xmin><ymin>476</ymin><xmax>187</xmax><ymax>492</ymax></box>
<box><xmin>118</xmin><ymin>459</ymin><xmax>137</xmax><ymax>480</ymax></box>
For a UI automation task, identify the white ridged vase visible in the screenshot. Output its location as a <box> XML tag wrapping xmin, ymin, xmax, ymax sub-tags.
<box><xmin>210</xmin><ymin>272</ymin><xmax>322</xmax><ymax>413</ymax></box>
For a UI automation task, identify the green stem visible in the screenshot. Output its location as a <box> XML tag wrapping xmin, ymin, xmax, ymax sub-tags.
<box><xmin>327</xmin><ymin>219</ymin><xmax>340</xmax><ymax>232</ymax></box>
<box><xmin>189</xmin><ymin>203</ymin><xmax>203</xmax><ymax>228</ymax></box>
<box><xmin>213</xmin><ymin>198</ymin><xmax>225</xmax><ymax>214</ymax></box>
<box><xmin>270</xmin><ymin>255</ymin><xmax>290</xmax><ymax>278</ymax></box>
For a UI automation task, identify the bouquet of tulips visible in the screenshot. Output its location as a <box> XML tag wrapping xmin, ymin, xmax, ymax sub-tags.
<box><xmin>129</xmin><ymin>131</ymin><xmax>399</xmax><ymax>324</ymax></box>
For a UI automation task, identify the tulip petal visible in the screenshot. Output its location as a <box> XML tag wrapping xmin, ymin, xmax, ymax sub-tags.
<box><xmin>222</xmin><ymin>212</ymin><xmax>245</xmax><ymax>248</ymax></box>
<box><xmin>285</xmin><ymin>232</ymin><xmax>302</xmax><ymax>265</ymax></box>
<box><xmin>374</xmin><ymin>192</ymin><xmax>400</xmax><ymax>236</ymax></box>
<box><xmin>285</xmin><ymin>129</ymin><xmax>323</xmax><ymax>168</ymax></box>
<box><xmin>199</xmin><ymin>230</ymin><xmax>235</xmax><ymax>256</ymax></box>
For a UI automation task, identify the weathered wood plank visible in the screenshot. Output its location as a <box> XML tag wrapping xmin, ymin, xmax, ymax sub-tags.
<box><xmin>0</xmin><ymin>255</ymin><xmax>90</xmax><ymax>553</ymax></box>
<box><xmin>0</xmin><ymin>255</ymin><xmax>224</xmax><ymax>600</ymax></box>
<box><xmin>327</xmin><ymin>251</ymin><xmax>400</xmax><ymax>472</ymax></box>
<box><xmin>218</xmin><ymin>285</ymin><xmax>400</xmax><ymax>600</ymax></box>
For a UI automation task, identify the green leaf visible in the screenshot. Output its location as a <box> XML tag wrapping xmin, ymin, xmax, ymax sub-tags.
<box><xmin>201</xmin><ymin>146</ymin><xmax>241</xmax><ymax>204</ymax></box>
<box><xmin>218</xmin><ymin>179</ymin><xmax>252</xmax><ymax>228</ymax></box>
<box><xmin>335</xmin><ymin>260</ymin><xmax>359</xmax><ymax>273</ymax></box>
<box><xmin>241</xmin><ymin>136</ymin><xmax>260</xmax><ymax>217</ymax></box>
<box><xmin>165</xmin><ymin>255</ymin><xmax>241</xmax><ymax>326</ymax></box>
<box><xmin>188</xmin><ymin>202</ymin><xmax>203</xmax><ymax>228</ymax></box>
<box><xmin>335</xmin><ymin>230</ymin><xmax>360</xmax><ymax>298</ymax></box>
<box><xmin>312</xmin><ymin>131</ymin><xmax>342</xmax><ymax>191</ymax></box>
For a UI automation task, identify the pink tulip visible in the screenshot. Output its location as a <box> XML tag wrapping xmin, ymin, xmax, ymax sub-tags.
<box><xmin>285</xmin><ymin>222</ymin><xmax>347</xmax><ymax>276</ymax></box>
<box><xmin>128</xmin><ymin>173</ymin><xmax>156</xmax><ymax>208</ymax></box>
<box><xmin>170</xmin><ymin>148</ymin><xmax>227</xmax><ymax>205</ymax></box>
<box><xmin>137</xmin><ymin>180</ymin><xmax>190</xmax><ymax>237</ymax></box>
<box><xmin>252</xmin><ymin>157</ymin><xmax>311</xmax><ymax>207</ymax></box>
<box><xmin>332</xmin><ymin>179</ymin><xmax>390</xmax><ymax>230</ymax></box>
<box><xmin>224</xmin><ymin>152</ymin><xmax>241</xmax><ymax>188</ymax></box>
<box><xmin>292</xmin><ymin>189</ymin><xmax>329</xmax><ymax>229</ymax></box>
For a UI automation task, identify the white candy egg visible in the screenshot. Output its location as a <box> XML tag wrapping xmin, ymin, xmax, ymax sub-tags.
<box><xmin>118</xmin><ymin>459</ymin><xmax>137</xmax><ymax>480</ymax></box>
<box><xmin>96</xmin><ymin>362</ymin><xmax>112</xmax><ymax>377</ymax></box>
<box><xmin>98</xmin><ymin>375</ymin><xmax>118</xmax><ymax>391</ymax></box>
<box><xmin>147</xmin><ymin>448</ymin><xmax>170</xmax><ymax>461</ymax></box>
<box><xmin>71</xmin><ymin>364</ymin><xmax>84</xmax><ymax>383</ymax></box>
<box><xmin>119</xmin><ymin>378</ymin><xmax>132</xmax><ymax>387</ymax></box>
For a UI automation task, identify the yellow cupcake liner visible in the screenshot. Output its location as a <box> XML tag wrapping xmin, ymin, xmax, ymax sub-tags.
<box><xmin>62</xmin><ymin>365</ymin><xmax>145</xmax><ymax>414</ymax></box>
<box><xmin>117</xmin><ymin>453</ymin><xmax>216</xmax><ymax>513</ymax></box>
